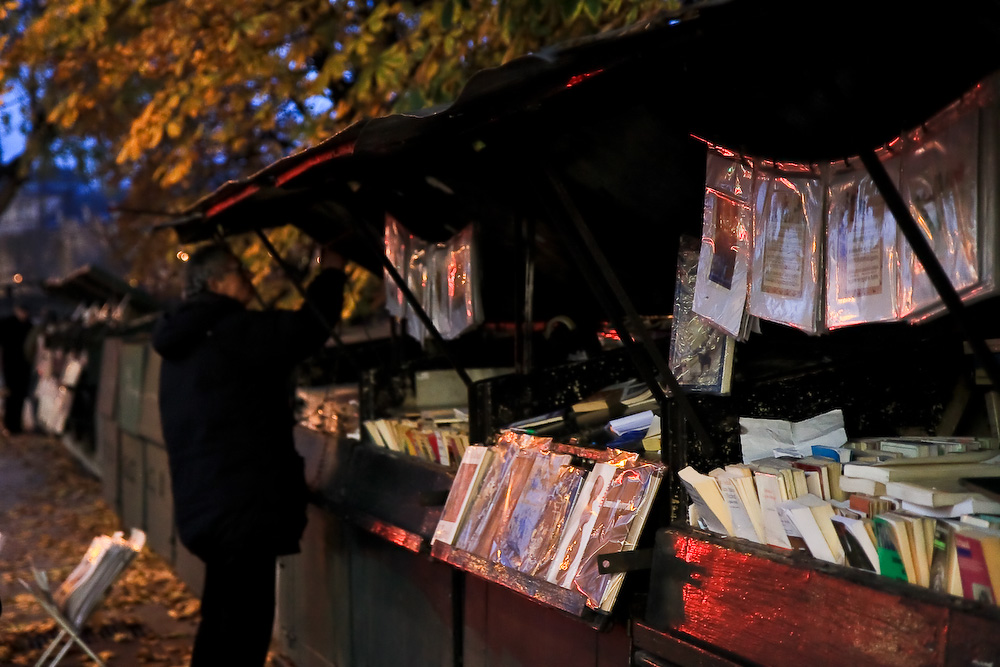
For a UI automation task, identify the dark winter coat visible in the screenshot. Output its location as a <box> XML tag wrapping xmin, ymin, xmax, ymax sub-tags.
<box><xmin>0</xmin><ymin>315</ymin><xmax>32</xmax><ymax>388</ymax></box>
<box><xmin>152</xmin><ymin>269</ymin><xmax>346</xmax><ymax>561</ymax></box>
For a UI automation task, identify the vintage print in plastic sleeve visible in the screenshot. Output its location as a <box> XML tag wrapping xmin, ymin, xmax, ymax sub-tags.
<box><xmin>383</xmin><ymin>214</ymin><xmax>412</xmax><ymax>319</ymax></box>
<box><xmin>454</xmin><ymin>435</ymin><xmax>519</xmax><ymax>553</ymax></box>
<box><xmin>669</xmin><ymin>236</ymin><xmax>735</xmax><ymax>394</ymax></box>
<box><xmin>521</xmin><ymin>466</ymin><xmax>586</xmax><ymax>576</ymax></box>
<box><xmin>405</xmin><ymin>243</ymin><xmax>430</xmax><ymax>343</ymax></box>
<box><xmin>899</xmin><ymin>108</ymin><xmax>980</xmax><ymax>320</ymax></box>
<box><xmin>572</xmin><ymin>464</ymin><xmax>661</xmax><ymax>610</ymax></box>
<box><xmin>386</xmin><ymin>217</ymin><xmax>483</xmax><ymax>341</ymax></box>
<box><xmin>433</xmin><ymin>445</ymin><xmax>490</xmax><ymax>546</ymax></box>
<box><xmin>748</xmin><ymin>172</ymin><xmax>824</xmax><ymax>334</ymax></box>
<box><xmin>705</xmin><ymin>150</ymin><xmax>754</xmax><ymax>202</ymax></box>
<box><xmin>419</xmin><ymin>224</ymin><xmax>485</xmax><ymax>341</ymax></box>
<box><xmin>446</xmin><ymin>224</ymin><xmax>483</xmax><ymax>339</ymax></box>
<box><xmin>825</xmin><ymin>158</ymin><xmax>901</xmax><ymax>328</ymax></box>
<box><xmin>494</xmin><ymin>453</ymin><xmax>572</xmax><ymax>570</ymax></box>
<box><xmin>428</xmin><ymin>244</ymin><xmax>450</xmax><ymax>338</ymax></box>
<box><xmin>455</xmin><ymin>433</ymin><xmax>550</xmax><ymax>557</ymax></box>
<box><xmin>693</xmin><ymin>189</ymin><xmax>753</xmax><ymax>339</ymax></box>
<box><xmin>476</xmin><ymin>448</ymin><xmax>541</xmax><ymax>559</ymax></box>
<box><xmin>546</xmin><ymin>463</ymin><xmax>617</xmax><ymax>588</ymax></box>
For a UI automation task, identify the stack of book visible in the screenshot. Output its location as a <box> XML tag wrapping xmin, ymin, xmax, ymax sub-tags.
<box><xmin>679</xmin><ymin>442</ymin><xmax>1000</xmax><ymax>605</ymax></box>
<box><xmin>505</xmin><ymin>379</ymin><xmax>664</xmax><ymax>452</ymax></box>
<box><xmin>434</xmin><ymin>430</ymin><xmax>664</xmax><ymax>613</ymax></box>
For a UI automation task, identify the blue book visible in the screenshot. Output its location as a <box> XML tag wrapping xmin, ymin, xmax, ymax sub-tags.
<box><xmin>811</xmin><ymin>445</ymin><xmax>852</xmax><ymax>463</ymax></box>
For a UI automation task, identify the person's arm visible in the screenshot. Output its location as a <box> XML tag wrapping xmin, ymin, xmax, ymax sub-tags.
<box><xmin>298</xmin><ymin>246</ymin><xmax>348</xmax><ymax>340</ymax></box>
<box><xmin>241</xmin><ymin>253</ymin><xmax>348</xmax><ymax>363</ymax></box>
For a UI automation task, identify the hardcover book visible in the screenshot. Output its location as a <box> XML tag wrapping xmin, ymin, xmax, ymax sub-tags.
<box><xmin>694</xmin><ymin>154</ymin><xmax>754</xmax><ymax>340</ymax></box>
<box><xmin>748</xmin><ymin>169</ymin><xmax>824</xmax><ymax>334</ymax></box>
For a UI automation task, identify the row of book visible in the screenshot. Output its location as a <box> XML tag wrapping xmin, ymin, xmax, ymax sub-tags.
<box><xmin>363</xmin><ymin>414</ymin><xmax>471</xmax><ymax>467</ymax></box>
<box><xmin>680</xmin><ymin>445</ymin><xmax>1000</xmax><ymax>604</ymax></box>
<box><xmin>433</xmin><ymin>431</ymin><xmax>664</xmax><ymax>612</ymax></box>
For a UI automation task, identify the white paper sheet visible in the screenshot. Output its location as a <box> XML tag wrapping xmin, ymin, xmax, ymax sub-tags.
<box><xmin>740</xmin><ymin>409</ymin><xmax>848</xmax><ymax>463</ymax></box>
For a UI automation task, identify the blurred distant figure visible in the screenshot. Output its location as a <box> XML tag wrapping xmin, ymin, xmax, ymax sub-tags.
<box><xmin>0</xmin><ymin>304</ymin><xmax>33</xmax><ymax>435</ymax></box>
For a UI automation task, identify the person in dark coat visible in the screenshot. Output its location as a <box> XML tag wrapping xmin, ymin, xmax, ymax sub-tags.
<box><xmin>0</xmin><ymin>304</ymin><xmax>33</xmax><ymax>435</ymax></box>
<box><xmin>153</xmin><ymin>243</ymin><xmax>346</xmax><ymax>666</ymax></box>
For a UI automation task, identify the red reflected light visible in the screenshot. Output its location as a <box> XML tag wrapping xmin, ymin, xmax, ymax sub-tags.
<box><xmin>276</xmin><ymin>142</ymin><xmax>355</xmax><ymax>186</ymax></box>
<box><xmin>566</xmin><ymin>68</ymin><xmax>605</xmax><ymax>88</ymax></box>
<box><xmin>207</xmin><ymin>185</ymin><xmax>261</xmax><ymax>218</ymax></box>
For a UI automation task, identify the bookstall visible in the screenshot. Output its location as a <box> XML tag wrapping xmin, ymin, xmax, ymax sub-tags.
<box><xmin>35</xmin><ymin>266</ymin><xmax>159</xmax><ymax>468</ymax></box>
<box><xmin>149</xmin><ymin>1</ymin><xmax>1000</xmax><ymax>665</ymax></box>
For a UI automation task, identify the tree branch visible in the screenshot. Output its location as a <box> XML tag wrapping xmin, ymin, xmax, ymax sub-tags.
<box><xmin>0</xmin><ymin>155</ymin><xmax>28</xmax><ymax>226</ymax></box>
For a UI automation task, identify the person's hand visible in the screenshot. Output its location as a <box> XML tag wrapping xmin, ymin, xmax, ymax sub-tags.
<box><xmin>319</xmin><ymin>247</ymin><xmax>346</xmax><ymax>271</ymax></box>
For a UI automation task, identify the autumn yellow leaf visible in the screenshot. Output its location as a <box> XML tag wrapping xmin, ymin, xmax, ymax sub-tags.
<box><xmin>115</xmin><ymin>135</ymin><xmax>140</xmax><ymax>164</ymax></box>
<box><xmin>161</xmin><ymin>153</ymin><xmax>193</xmax><ymax>187</ymax></box>
<box><xmin>146</xmin><ymin>123</ymin><xmax>164</xmax><ymax>149</ymax></box>
<box><xmin>0</xmin><ymin>0</ymin><xmax>669</xmax><ymax>290</ymax></box>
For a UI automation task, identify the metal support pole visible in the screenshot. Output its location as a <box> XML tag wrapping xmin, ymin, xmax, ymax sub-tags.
<box><xmin>861</xmin><ymin>151</ymin><xmax>1000</xmax><ymax>389</ymax></box>
<box><xmin>211</xmin><ymin>229</ymin><xmax>267</xmax><ymax>309</ymax></box>
<box><xmin>541</xmin><ymin>170</ymin><xmax>716</xmax><ymax>474</ymax></box>
<box><xmin>515</xmin><ymin>216</ymin><xmax>535</xmax><ymax>374</ymax></box>
<box><xmin>332</xmin><ymin>208</ymin><xmax>475</xmax><ymax>389</ymax></box>
<box><xmin>252</xmin><ymin>229</ymin><xmax>357</xmax><ymax>372</ymax></box>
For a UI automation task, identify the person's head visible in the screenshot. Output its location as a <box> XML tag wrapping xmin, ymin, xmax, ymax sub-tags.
<box><xmin>184</xmin><ymin>244</ymin><xmax>254</xmax><ymax>305</ymax></box>
<box><xmin>12</xmin><ymin>303</ymin><xmax>29</xmax><ymax>321</ymax></box>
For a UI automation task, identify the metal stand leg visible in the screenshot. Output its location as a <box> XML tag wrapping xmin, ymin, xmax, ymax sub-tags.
<box><xmin>34</xmin><ymin>629</ymin><xmax>66</xmax><ymax>666</ymax></box>
<box><xmin>45</xmin><ymin>635</ymin><xmax>74</xmax><ymax>666</ymax></box>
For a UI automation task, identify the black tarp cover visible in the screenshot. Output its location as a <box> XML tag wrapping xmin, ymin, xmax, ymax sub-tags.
<box><xmin>162</xmin><ymin>0</ymin><xmax>1000</xmax><ymax>321</ymax></box>
<box><xmin>43</xmin><ymin>265</ymin><xmax>160</xmax><ymax>314</ymax></box>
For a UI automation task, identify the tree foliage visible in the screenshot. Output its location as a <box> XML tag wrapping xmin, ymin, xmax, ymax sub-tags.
<box><xmin>0</xmin><ymin>0</ymin><xmax>676</xmax><ymax>300</ymax></box>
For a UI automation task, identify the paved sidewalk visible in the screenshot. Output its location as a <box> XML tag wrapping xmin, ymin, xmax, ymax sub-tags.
<box><xmin>0</xmin><ymin>432</ymin><xmax>199</xmax><ymax>666</ymax></box>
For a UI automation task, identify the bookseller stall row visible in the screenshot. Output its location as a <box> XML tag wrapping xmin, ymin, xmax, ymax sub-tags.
<box><xmin>146</xmin><ymin>1</ymin><xmax>1000</xmax><ymax>666</ymax></box>
<box><xmin>39</xmin><ymin>266</ymin><xmax>161</xmax><ymax>462</ymax></box>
